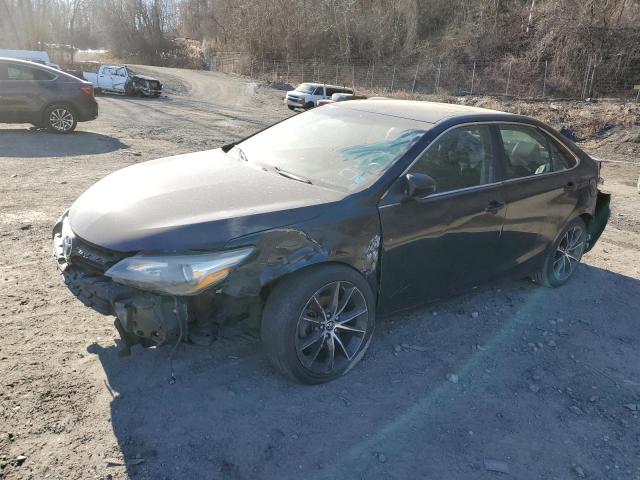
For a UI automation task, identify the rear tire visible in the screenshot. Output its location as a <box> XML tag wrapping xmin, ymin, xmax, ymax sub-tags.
<box><xmin>44</xmin><ymin>104</ymin><xmax>77</xmax><ymax>133</ymax></box>
<box><xmin>261</xmin><ymin>264</ymin><xmax>375</xmax><ymax>384</ymax></box>
<box><xmin>532</xmin><ymin>217</ymin><xmax>587</xmax><ymax>287</ymax></box>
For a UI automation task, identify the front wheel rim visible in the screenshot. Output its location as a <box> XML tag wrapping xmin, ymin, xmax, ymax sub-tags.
<box><xmin>552</xmin><ymin>225</ymin><xmax>585</xmax><ymax>281</ymax></box>
<box><xmin>49</xmin><ymin>109</ymin><xmax>74</xmax><ymax>131</ymax></box>
<box><xmin>295</xmin><ymin>281</ymin><xmax>369</xmax><ymax>376</ymax></box>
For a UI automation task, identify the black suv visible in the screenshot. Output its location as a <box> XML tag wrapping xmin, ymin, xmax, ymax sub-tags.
<box><xmin>0</xmin><ymin>58</ymin><xmax>98</xmax><ymax>133</ymax></box>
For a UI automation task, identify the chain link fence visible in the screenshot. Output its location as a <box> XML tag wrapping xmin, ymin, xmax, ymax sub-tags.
<box><xmin>207</xmin><ymin>52</ymin><xmax>640</xmax><ymax>101</ymax></box>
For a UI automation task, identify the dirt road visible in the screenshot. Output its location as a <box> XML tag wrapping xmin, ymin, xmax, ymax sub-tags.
<box><xmin>1</xmin><ymin>67</ymin><xmax>639</xmax><ymax>480</ymax></box>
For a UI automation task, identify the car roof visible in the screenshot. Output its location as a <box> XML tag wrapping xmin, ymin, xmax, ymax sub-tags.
<box><xmin>0</xmin><ymin>56</ymin><xmax>57</xmax><ymax>70</ymax></box>
<box><xmin>335</xmin><ymin>99</ymin><xmax>512</xmax><ymax>124</ymax></box>
<box><xmin>300</xmin><ymin>82</ymin><xmax>352</xmax><ymax>90</ymax></box>
<box><xmin>0</xmin><ymin>57</ymin><xmax>88</xmax><ymax>82</ymax></box>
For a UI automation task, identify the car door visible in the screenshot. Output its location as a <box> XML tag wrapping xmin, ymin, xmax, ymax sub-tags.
<box><xmin>0</xmin><ymin>63</ymin><xmax>54</xmax><ymax>122</ymax></box>
<box><xmin>496</xmin><ymin>124</ymin><xmax>581</xmax><ymax>273</ymax></box>
<box><xmin>310</xmin><ymin>86</ymin><xmax>324</xmax><ymax>105</ymax></box>
<box><xmin>98</xmin><ymin>67</ymin><xmax>114</xmax><ymax>90</ymax></box>
<box><xmin>112</xmin><ymin>67</ymin><xmax>128</xmax><ymax>92</ymax></box>
<box><xmin>377</xmin><ymin>123</ymin><xmax>507</xmax><ymax>312</ymax></box>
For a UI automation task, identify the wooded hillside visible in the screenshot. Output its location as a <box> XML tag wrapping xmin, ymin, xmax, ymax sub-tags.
<box><xmin>1</xmin><ymin>0</ymin><xmax>638</xmax><ymax>97</ymax></box>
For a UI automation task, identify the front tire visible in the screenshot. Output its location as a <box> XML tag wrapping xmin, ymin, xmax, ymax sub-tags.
<box><xmin>261</xmin><ymin>264</ymin><xmax>375</xmax><ymax>384</ymax></box>
<box><xmin>287</xmin><ymin>105</ymin><xmax>295</xmax><ymax>111</ymax></box>
<box><xmin>44</xmin><ymin>104</ymin><xmax>77</xmax><ymax>133</ymax></box>
<box><xmin>533</xmin><ymin>217</ymin><xmax>587</xmax><ymax>287</ymax></box>
<box><xmin>303</xmin><ymin>101</ymin><xmax>314</xmax><ymax>110</ymax></box>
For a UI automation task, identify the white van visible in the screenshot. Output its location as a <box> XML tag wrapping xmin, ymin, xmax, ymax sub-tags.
<box><xmin>0</xmin><ymin>50</ymin><xmax>60</xmax><ymax>69</ymax></box>
<box><xmin>284</xmin><ymin>83</ymin><xmax>354</xmax><ymax>110</ymax></box>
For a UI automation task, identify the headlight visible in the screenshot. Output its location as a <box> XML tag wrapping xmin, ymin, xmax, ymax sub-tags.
<box><xmin>105</xmin><ymin>247</ymin><xmax>255</xmax><ymax>296</ymax></box>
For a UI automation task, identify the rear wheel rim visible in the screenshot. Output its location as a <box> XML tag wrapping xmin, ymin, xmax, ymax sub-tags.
<box><xmin>49</xmin><ymin>109</ymin><xmax>74</xmax><ymax>131</ymax></box>
<box><xmin>295</xmin><ymin>281</ymin><xmax>369</xmax><ymax>376</ymax></box>
<box><xmin>552</xmin><ymin>225</ymin><xmax>585</xmax><ymax>282</ymax></box>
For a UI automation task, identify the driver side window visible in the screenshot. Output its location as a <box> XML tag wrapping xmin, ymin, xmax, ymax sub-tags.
<box><xmin>409</xmin><ymin>125</ymin><xmax>496</xmax><ymax>194</ymax></box>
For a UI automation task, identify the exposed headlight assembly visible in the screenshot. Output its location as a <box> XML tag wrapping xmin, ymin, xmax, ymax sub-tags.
<box><xmin>105</xmin><ymin>247</ymin><xmax>255</xmax><ymax>296</ymax></box>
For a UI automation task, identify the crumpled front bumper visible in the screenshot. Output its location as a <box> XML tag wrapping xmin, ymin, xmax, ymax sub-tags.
<box><xmin>52</xmin><ymin>214</ymin><xmax>186</xmax><ymax>350</ymax></box>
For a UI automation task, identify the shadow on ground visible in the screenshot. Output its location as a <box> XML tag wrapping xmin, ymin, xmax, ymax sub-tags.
<box><xmin>0</xmin><ymin>130</ymin><xmax>128</xmax><ymax>157</ymax></box>
<box><xmin>89</xmin><ymin>264</ymin><xmax>640</xmax><ymax>480</ymax></box>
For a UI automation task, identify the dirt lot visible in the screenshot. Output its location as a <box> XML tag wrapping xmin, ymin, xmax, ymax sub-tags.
<box><xmin>1</xmin><ymin>67</ymin><xmax>639</xmax><ymax>480</ymax></box>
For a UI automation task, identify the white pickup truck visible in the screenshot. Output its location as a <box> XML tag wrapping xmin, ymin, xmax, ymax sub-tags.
<box><xmin>82</xmin><ymin>65</ymin><xmax>162</xmax><ymax>97</ymax></box>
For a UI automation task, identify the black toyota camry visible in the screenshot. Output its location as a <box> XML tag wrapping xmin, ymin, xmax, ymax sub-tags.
<box><xmin>53</xmin><ymin>100</ymin><xmax>610</xmax><ymax>384</ymax></box>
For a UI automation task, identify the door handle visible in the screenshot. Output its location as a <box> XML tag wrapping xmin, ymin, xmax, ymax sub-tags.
<box><xmin>484</xmin><ymin>200</ymin><xmax>505</xmax><ymax>214</ymax></box>
<box><xmin>564</xmin><ymin>181</ymin><xmax>577</xmax><ymax>191</ymax></box>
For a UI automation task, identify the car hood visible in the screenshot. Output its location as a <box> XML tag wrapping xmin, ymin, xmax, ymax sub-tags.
<box><xmin>68</xmin><ymin>149</ymin><xmax>343</xmax><ymax>252</ymax></box>
<box><xmin>133</xmin><ymin>74</ymin><xmax>160</xmax><ymax>82</ymax></box>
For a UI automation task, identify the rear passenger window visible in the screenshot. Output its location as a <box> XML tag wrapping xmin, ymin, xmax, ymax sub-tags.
<box><xmin>7</xmin><ymin>66</ymin><xmax>34</xmax><ymax>80</ymax></box>
<box><xmin>499</xmin><ymin>126</ymin><xmax>552</xmax><ymax>178</ymax></box>
<box><xmin>6</xmin><ymin>65</ymin><xmax>54</xmax><ymax>81</ymax></box>
<box><xmin>547</xmin><ymin>137</ymin><xmax>577</xmax><ymax>171</ymax></box>
<box><xmin>410</xmin><ymin>125</ymin><xmax>496</xmax><ymax>194</ymax></box>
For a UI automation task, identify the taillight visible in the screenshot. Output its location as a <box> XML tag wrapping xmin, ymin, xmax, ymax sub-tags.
<box><xmin>81</xmin><ymin>85</ymin><xmax>94</xmax><ymax>97</ymax></box>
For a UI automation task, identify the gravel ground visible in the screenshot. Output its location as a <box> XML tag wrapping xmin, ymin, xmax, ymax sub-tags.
<box><xmin>1</xmin><ymin>66</ymin><xmax>639</xmax><ymax>480</ymax></box>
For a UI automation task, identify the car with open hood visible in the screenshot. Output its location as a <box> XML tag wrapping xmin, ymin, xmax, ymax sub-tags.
<box><xmin>53</xmin><ymin>100</ymin><xmax>610</xmax><ymax>384</ymax></box>
<box><xmin>82</xmin><ymin>65</ymin><xmax>162</xmax><ymax>97</ymax></box>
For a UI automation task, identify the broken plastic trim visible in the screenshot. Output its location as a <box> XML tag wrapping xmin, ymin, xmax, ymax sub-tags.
<box><xmin>586</xmin><ymin>190</ymin><xmax>611</xmax><ymax>252</ymax></box>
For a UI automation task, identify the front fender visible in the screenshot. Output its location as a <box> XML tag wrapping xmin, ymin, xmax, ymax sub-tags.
<box><xmin>221</xmin><ymin>203</ymin><xmax>382</xmax><ymax>299</ymax></box>
<box><xmin>221</xmin><ymin>228</ymin><xmax>329</xmax><ymax>297</ymax></box>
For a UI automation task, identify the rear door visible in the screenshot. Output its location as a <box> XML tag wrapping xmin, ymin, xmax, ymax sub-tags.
<box><xmin>0</xmin><ymin>63</ymin><xmax>56</xmax><ymax>122</ymax></box>
<box><xmin>496</xmin><ymin>124</ymin><xmax>581</xmax><ymax>273</ymax></box>
<box><xmin>378</xmin><ymin>124</ymin><xmax>507</xmax><ymax>312</ymax></box>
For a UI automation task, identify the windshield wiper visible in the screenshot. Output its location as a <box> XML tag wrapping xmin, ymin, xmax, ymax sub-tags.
<box><xmin>274</xmin><ymin>166</ymin><xmax>313</xmax><ymax>184</ymax></box>
<box><xmin>232</xmin><ymin>145</ymin><xmax>249</xmax><ymax>162</ymax></box>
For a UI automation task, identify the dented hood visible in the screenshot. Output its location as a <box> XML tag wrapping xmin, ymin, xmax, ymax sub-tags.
<box><xmin>69</xmin><ymin>149</ymin><xmax>343</xmax><ymax>252</ymax></box>
<box><xmin>133</xmin><ymin>74</ymin><xmax>160</xmax><ymax>83</ymax></box>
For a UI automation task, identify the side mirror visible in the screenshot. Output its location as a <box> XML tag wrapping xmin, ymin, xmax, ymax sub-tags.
<box><xmin>403</xmin><ymin>173</ymin><xmax>437</xmax><ymax>198</ymax></box>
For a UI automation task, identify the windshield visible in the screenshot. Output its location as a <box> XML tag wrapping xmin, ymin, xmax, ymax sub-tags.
<box><xmin>232</xmin><ymin>106</ymin><xmax>429</xmax><ymax>192</ymax></box>
<box><xmin>296</xmin><ymin>83</ymin><xmax>317</xmax><ymax>94</ymax></box>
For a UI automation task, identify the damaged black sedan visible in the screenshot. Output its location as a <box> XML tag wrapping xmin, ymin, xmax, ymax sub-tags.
<box><xmin>53</xmin><ymin>100</ymin><xmax>610</xmax><ymax>384</ymax></box>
